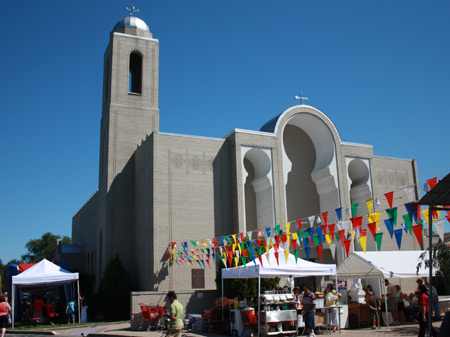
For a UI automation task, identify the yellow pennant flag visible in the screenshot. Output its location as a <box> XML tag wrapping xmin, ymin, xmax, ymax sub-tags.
<box><xmin>285</xmin><ymin>222</ymin><xmax>291</xmax><ymax>234</ymax></box>
<box><xmin>422</xmin><ymin>209</ymin><xmax>429</xmax><ymax>226</ymax></box>
<box><xmin>325</xmin><ymin>233</ymin><xmax>331</xmax><ymax>244</ymax></box>
<box><xmin>292</xmin><ymin>232</ymin><xmax>298</xmax><ymax>241</ymax></box>
<box><xmin>367</xmin><ymin>212</ymin><xmax>381</xmax><ymax>223</ymax></box>
<box><xmin>201</xmin><ymin>241</ymin><xmax>207</xmax><ymax>247</ymax></box>
<box><xmin>237</xmin><ymin>243</ymin><xmax>242</xmax><ymax>255</ymax></box>
<box><xmin>232</xmin><ymin>234</ymin><xmax>237</xmax><ymax>243</ymax></box>
<box><xmin>359</xmin><ymin>236</ymin><xmax>367</xmax><ymax>253</ymax></box>
<box><xmin>287</xmin><ymin>235</ymin><xmax>291</xmax><ymax>249</ymax></box>
<box><xmin>284</xmin><ymin>250</ymin><xmax>290</xmax><ymax>263</ymax></box>
<box><xmin>366</xmin><ymin>198</ymin><xmax>374</xmax><ymax>214</ymax></box>
<box><xmin>349</xmin><ymin>230</ymin><xmax>355</xmax><ymax>239</ymax></box>
<box><xmin>234</xmin><ymin>257</ymin><xmax>239</xmax><ymax>267</ymax></box>
<box><xmin>270</xmin><ymin>238</ymin><xmax>274</xmax><ymax>248</ymax></box>
<box><xmin>265</xmin><ymin>244</ymin><xmax>270</xmax><ymax>255</ymax></box>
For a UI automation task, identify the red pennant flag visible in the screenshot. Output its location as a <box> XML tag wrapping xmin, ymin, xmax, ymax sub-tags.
<box><xmin>258</xmin><ymin>255</ymin><xmax>264</xmax><ymax>267</ymax></box>
<box><xmin>296</xmin><ymin>219</ymin><xmax>302</xmax><ymax>229</ymax></box>
<box><xmin>426</xmin><ymin>177</ymin><xmax>437</xmax><ymax>190</ymax></box>
<box><xmin>328</xmin><ymin>224</ymin><xmax>336</xmax><ymax>241</ymax></box>
<box><xmin>321</xmin><ymin>224</ymin><xmax>328</xmax><ymax>235</ymax></box>
<box><xmin>338</xmin><ymin>230</ymin><xmax>346</xmax><ymax>246</ymax></box>
<box><xmin>317</xmin><ymin>245</ymin><xmax>323</xmax><ymax>261</ymax></box>
<box><xmin>351</xmin><ymin>216</ymin><xmax>363</xmax><ymax>228</ymax></box>
<box><xmin>343</xmin><ymin>240</ymin><xmax>351</xmax><ymax>257</ymax></box>
<box><xmin>281</xmin><ymin>235</ymin><xmax>287</xmax><ymax>243</ymax></box>
<box><xmin>292</xmin><ymin>238</ymin><xmax>298</xmax><ymax>250</ymax></box>
<box><xmin>322</xmin><ymin>212</ymin><xmax>328</xmax><ymax>226</ymax></box>
<box><xmin>274</xmin><ymin>252</ymin><xmax>279</xmax><ymax>266</ymax></box>
<box><xmin>275</xmin><ymin>235</ymin><xmax>280</xmax><ymax>245</ymax></box>
<box><xmin>212</xmin><ymin>238</ymin><xmax>218</xmax><ymax>246</ymax></box>
<box><xmin>273</xmin><ymin>243</ymin><xmax>279</xmax><ymax>252</ymax></box>
<box><xmin>360</xmin><ymin>229</ymin><xmax>367</xmax><ymax>237</ymax></box>
<box><xmin>385</xmin><ymin>192</ymin><xmax>394</xmax><ymax>208</ymax></box>
<box><xmin>257</xmin><ymin>239</ymin><xmax>262</xmax><ymax>247</ymax></box>
<box><xmin>412</xmin><ymin>225</ymin><xmax>423</xmax><ymax>247</ymax></box>
<box><xmin>170</xmin><ymin>242</ymin><xmax>176</xmax><ymax>249</ymax></box>
<box><xmin>446</xmin><ymin>215</ymin><xmax>450</xmax><ymax>224</ymax></box>
<box><xmin>243</xmin><ymin>249</ymin><xmax>247</xmax><ymax>257</ymax></box>
<box><xmin>240</xmin><ymin>233</ymin><xmax>244</xmax><ymax>242</ymax></box>
<box><xmin>206</xmin><ymin>259</ymin><xmax>211</xmax><ymax>268</ymax></box>
<box><xmin>367</xmin><ymin>222</ymin><xmax>377</xmax><ymax>238</ymax></box>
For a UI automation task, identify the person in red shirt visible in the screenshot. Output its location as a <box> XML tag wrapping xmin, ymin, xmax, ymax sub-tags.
<box><xmin>33</xmin><ymin>297</ymin><xmax>45</xmax><ymax>320</ymax></box>
<box><xmin>46</xmin><ymin>300</ymin><xmax>58</xmax><ymax>325</ymax></box>
<box><xmin>417</xmin><ymin>284</ymin><xmax>437</xmax><ymax>337</ymax></box>
<box><xmin>0</xmin><ymin>296</ymin><xmax>12</xmax><ymax>337</ymax></box>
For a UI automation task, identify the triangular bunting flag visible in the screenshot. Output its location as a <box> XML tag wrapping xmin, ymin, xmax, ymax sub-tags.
<box><xmin>393</xmin><ymin>229</ymin><xmax>403</xmax><ymax>250</ymax></box>
<box><xmin>426</xmin><ymin>177</ymin><xmax>437</xmax><ymax>190</ymax></box>
<box><xmin>403</xmin><ymin>214</ymin><xmax>413</xmax><ymax>234</ymax></box>
<box><xmin>412</xmin><ymin>224</ymin><xmax>423</xmax><ymax>247</ymax></box>
<box><xmin>329</xmin><ymin>243</ymin><xmax>336</xmax><ymax>260</ymax></box>
<box><xmin>367</xmin><ymin>222</ymin><xmax>377</xmax><ymax>239</ymax></box>
<box><xmin>322</xmin><ymin>212</ymin><xmax>328</xmax><ymax>226</ymax></box>
<box><xmin>358</xmin><ymin>236</ymin><xmax>367</xmax><ymax>253</ymax></box>
<box><xmin>434</xmin><ymin>219</ymin><xmax>445</xmax><ymax>242</ymax></box>
<box><xmin>384</xmin><ymin>219</ymin><xmax>394</xmax><ymax>238</ymax></box>
<box><xmin>305</xmin><ymin>246</ymin><xmax>310</xmax><ymax>260</ymax></box>
<box><xmin>351</xmin><ymin>203</ymin><xmax>359</xmax><ymax>218</ymax></box>
<box><xmin>385</xmin><ymin>191</ymin><xmax>394</xmax><ymax>208</ymax></box>
<box><xmin>374</xmin><ymin>233</ymin><xmax>383</xmax><ymax>251</ymax></box>
<box><xmin>386</xmin><ymin>207</ymin><xmax>398</xmax><ymax>226</ymax></box>
<box><xmin>343</xmin><ymin>240</ymin><xmax>351</xmax><ymax>257</ymax></box>
<box><xmin>366</xmin><ymin>198</ymin><xmax>374</xmax><ymax>214</ymax></box>
<box><xmin>328</xmin><ymin>224</ymin><xmax>335</xmax><ymax>241</ymax></box>
<box><xmin>335</xmin><ymin>208</ymin><xmax>342</xmax><ymax>221</ymax></box>
<box><xmin>317</xmin><ymin>245</ymin><xmax>323</xmax><ymax>261</ymax></box>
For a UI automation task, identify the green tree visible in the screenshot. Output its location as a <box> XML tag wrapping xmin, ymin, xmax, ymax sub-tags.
<box><xmin>96</xmin><ymin>254</ymin><xmax>133</xmax><ymax>320</ymax></box>
<box><xmin>418</xmin><ymin>242</ymin><xmax>450</xmax><ymax>293</ymax></box>
<box><xmin>21</xmin><ymin>232</ymin><xmax>71</xmax><ymax>263</ymax></box>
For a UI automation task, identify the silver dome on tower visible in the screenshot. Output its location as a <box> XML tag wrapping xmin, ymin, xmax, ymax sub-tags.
<box><xmin>112</xmin><ymin>5</ymin><xmax>153</xmax><ymax>38</ymax></box>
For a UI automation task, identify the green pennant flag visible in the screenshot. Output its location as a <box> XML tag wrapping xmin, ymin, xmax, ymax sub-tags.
<box><xmin>195</xmin><ymin>259</ymin><xmax>202</xmax><ymax>268</ymax></box>
<box><xmin>335</xmin><ymin>232</ymin><xmax>340</xmax><ymax>243</ymax></box>
<box><xmin>190</xmin><ymin>241</ymin><xmax>197</xmax><ymax>247</ymax></box>
<box><xmin>374</xmin><ymin>233</ymin><xmax>383</xmax><ymax>251</ymax></box>
<box><xmin>217</xmin><ymin>251</ymin><xmax>225</xmax><ymax>266</ymax></box>
<box><xmin>403</xmin><ymin>214</ymin><xmax>413</xmax><ymax>234</ymax></box>
<box><xmin>386</xmin><ymin>207</ymin><xmax>398</xmax><ymax>226</ymax></box>
<box><xmin>351</xmin><ymin>203</ymin><xmax>359</xmax><ymax>218</ymax></box>
<box><xmin>313</xmin><ymin>235</ymin><xmax>320</xmax><ymax>247</ymax></box>
<box><xmin>225</xmin><ymin>236</ymin><xmax>232</xmax><ymax>244</ymax></box>
<box><xmin>276</xmin><ymin>225</ymin><xmax>281</xmax><ymax>235</ymax></box>
<box><xmin>298</xmin><ymin>230</ymin><xmax>304</xmax><ymax>242</ymax></box>
<box><xmin>241</xmin><ymin>257</ymin><xmax>247</xmax><ymax>268</ymax></box>
<box><xmin>304</xmin><ymin>231</ymin><xmax>309</xmax><ymax>239</ymax></box>
<box><xmin>294</xmin><ymin>249</ymin><xmax>299</xmax><ymax>263</ymax></box>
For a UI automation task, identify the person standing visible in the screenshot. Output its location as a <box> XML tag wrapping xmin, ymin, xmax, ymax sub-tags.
<box><xmin>426</xmin><ymin>282</ymin><xmax>441</xmax><ymax>320</ymax></box>
<box><xmin>385</xmin><ymin>280</ymin><xmax>399</xmax><ymax>325</ymax></box>
<box><xmin>417</xmin><ymin>284</ymin><xmax>437</xmax><ymax>337</ymax></box>
<box><xmin>0</xmin><ymin>297</ymin><xmax>11</xmax><ymax>337</ymax></box>
<box><xmin>166</xmin><ymin>291</ymin><xmax>184</xmax><ymax>337</ymax></box>
<box><xmin>33</xmin><ymin>297</ymin><xmax>45</xmax><ymax>320</ymax></box>
<box><xmin>79</xmin><ymin>294</ymin><xmax>88</xmax><ymax>323</ymax></box>
<box><xmin>324</xmin><ymin>283</ymin><xmax>342</xmax><ymax>333</ymax></box>
<box><xmin>302</xmin><ymin>285</ymin><xmax>316</xmax><ymax>337</ymax></box>
<box><xmin>366</xmin><ymin>291</ymin><xmax>380</xmax><ymax>329</ymax></box>
<box><xmin>66</xmin><ymin>299</ymin><xmax>76</xmax><ymax>324</ymax></box>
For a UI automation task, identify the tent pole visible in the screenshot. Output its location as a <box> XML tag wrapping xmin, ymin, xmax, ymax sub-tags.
<box><xmin>258</xmin><ymin>274</ymin><xmax>261</xmax><ymax>337</ymax></box>
<box><xmin>383</xmin><ymin>279</ymin><xmax>389</xmax><ymax>329</ymax></box>
<box><xmin>11</xmin><ymin>284</ymin><xmax>15</xmax><ymax>329</ymax></box>
<box><xmin>77</xmin><ymin>280</ymin><xmax>81</xmax><ymax>324</ymax></box>
<box><xmin>428</xmin><ymin>208</ymin><xmax>433</xmax><ymax>336</ymax></box>
<box><xmin>221</xmin><ymin>276</ymin><xmax>224</xmax><ymax>332</ymax></box>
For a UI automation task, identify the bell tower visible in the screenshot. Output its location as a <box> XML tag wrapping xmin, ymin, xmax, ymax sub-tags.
<box><xmin>99</xmin><ymin>15</ymin><xmax>159</xmax><ymax>192</ymax></box>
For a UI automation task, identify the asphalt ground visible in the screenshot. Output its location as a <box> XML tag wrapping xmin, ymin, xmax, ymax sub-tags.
<box><xmin>5</xmin><ymin>320</ymin><xmax>444</xmax><ymax>337</ymax></box>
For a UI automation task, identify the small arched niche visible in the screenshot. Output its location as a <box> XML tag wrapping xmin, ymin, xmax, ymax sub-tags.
<box><xmin>346</xmin><ymin>158</ymin><xmax>372</xmax><ymax>203</ymax></box>
<box><xmin>241</xmin><ymin>147</ymin><xmax>275</xmax><ymax>231</ymax></box>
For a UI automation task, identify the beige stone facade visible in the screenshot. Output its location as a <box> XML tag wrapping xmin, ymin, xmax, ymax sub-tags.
<box><xmin>72</xmin><ymin>16</ymin><xmax>421</xmax><ymax>305</ymax></box>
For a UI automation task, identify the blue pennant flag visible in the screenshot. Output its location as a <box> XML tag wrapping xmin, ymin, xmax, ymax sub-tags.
<box><xmin>384</xmin><ymin>219</ymin><xmax>394</xmax><ymax>238</ymax></box>
<box><xmin>393</xmin><ymin>229</ymin><xmax>403</xmax><ymax>250</ymax></box>
<box><xmin>335</xmin><ymin>208</ymin><xmax>342</xmax><ymax>221</ymax></box>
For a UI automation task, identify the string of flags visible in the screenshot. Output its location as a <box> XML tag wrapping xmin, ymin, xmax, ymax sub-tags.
<box><xmin>167</xmin><ymin>176</ymin><xmax>450</xmax><ymax>269</ymax></box>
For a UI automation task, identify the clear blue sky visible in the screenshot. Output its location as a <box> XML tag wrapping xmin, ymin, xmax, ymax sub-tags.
<box><xmin>1</xmin><ymin>0</ymin><xmax>449</xmax><ymax>264</ymax></box>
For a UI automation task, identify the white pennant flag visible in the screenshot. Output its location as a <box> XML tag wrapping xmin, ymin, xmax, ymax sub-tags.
<box><xmin>434</xmin><ymin>219</ymin><xmax>445</xmax><ymax>242</ymax></box>
<box><xmin>308</xmin><ymin>216</ymin><xmax>315</xmax><ymax>228</ymax></box>
<box><xmin>329</xmin><ymin>243</ymin><xmax>336</xmax><ymax>260</ymax></box>
<box><xmin>247</xmin><ymin>231</ymin><xmax>252</xmax><ymax>241</ymax></box>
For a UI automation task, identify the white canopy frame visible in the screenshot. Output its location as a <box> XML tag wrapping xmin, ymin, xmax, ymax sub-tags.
<box><xmin>11</xmin><ymin>259</ymin><xmax>80</xmax><ymax>329</ymax></box>
<box><xmin>337</xmin><ymin>250</ymin><xmax>434</xmax><ymax>328</ymax></box>
<box><xmin>220</xmin><ymin>248</ymin><xmax>337</xmax><ymax>336</ymax></box>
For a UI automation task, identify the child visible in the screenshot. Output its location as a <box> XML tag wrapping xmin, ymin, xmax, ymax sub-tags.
<box><xmin>367</xmin><ymin>291</ymin><xmax>380</xmax><ymax>329</ymax></box>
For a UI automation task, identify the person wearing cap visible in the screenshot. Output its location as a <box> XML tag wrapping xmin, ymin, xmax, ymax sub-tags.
<box><xmin>166</xmin><ymin>291</ymin><xmax>184</xmax><ymax>337</ymax></box>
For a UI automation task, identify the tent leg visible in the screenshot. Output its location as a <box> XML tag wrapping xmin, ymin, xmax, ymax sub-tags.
<box><xmin>221</xmin><ymin>276</ymin><xmax>224</xmax><ymax>333</ymax></box>
<box><xmin>77</xmin><ymin>280</ymin><xmax>81</xmax><ymax>324</ymax></box>
<box><xmin>383</xmin><ymin>279</ymin><xmax>389</xmax><ymax>329</ymax></box>
<box><xmin>12</xmin><ymin>284</ymin><xmax>15</xmax><ymax>330</ymax></box>
<box><xmin>258</xmin><ymin>275</ymin><xmax>261</xmax><ymax>337</ymax></box>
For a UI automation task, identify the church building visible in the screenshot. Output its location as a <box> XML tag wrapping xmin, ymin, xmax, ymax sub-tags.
<box><xmin>72</xmin><ymin>13</ymin><xmax>421</xmax><ymax>297</ymax></box>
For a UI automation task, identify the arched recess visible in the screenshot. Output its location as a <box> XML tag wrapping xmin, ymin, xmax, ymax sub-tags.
<box><xmin>280</xmin><ymin>110</ymin><xmax>340</xmax><ymax>216</ymax></box>
<box><xmin>346</xmin><ymin>157</ymin><xmax>372</xmax><ymax>203</ymax></box>
<box><xmin>129</xmin><ymin>51</ymin><xmax>142</xmax><ymax>94</ymax></box>
<box><xmin>241</xmin><ymin>147</ymin><xmax>275</xmax><ymax>232</ymax></box>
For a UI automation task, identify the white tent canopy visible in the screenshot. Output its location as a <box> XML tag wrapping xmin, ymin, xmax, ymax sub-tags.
<box><xmin>12</xmin><ymin>259</ymin><xmax>79</xmax><ymax>286</ymax></box>
<box><xmin>11</xmin><ymin>259</ymin><xmax>80</xmax><ymax>328</ymax></box>
<box><xmin>337</xmin><ymin>250</ymin><xmax>433</xmax><ymax>279</ymax></box>
<box><xmin>222</xmin><ymin>248</ymin><xmax>336</xmax><ymax>279</ymax></box>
